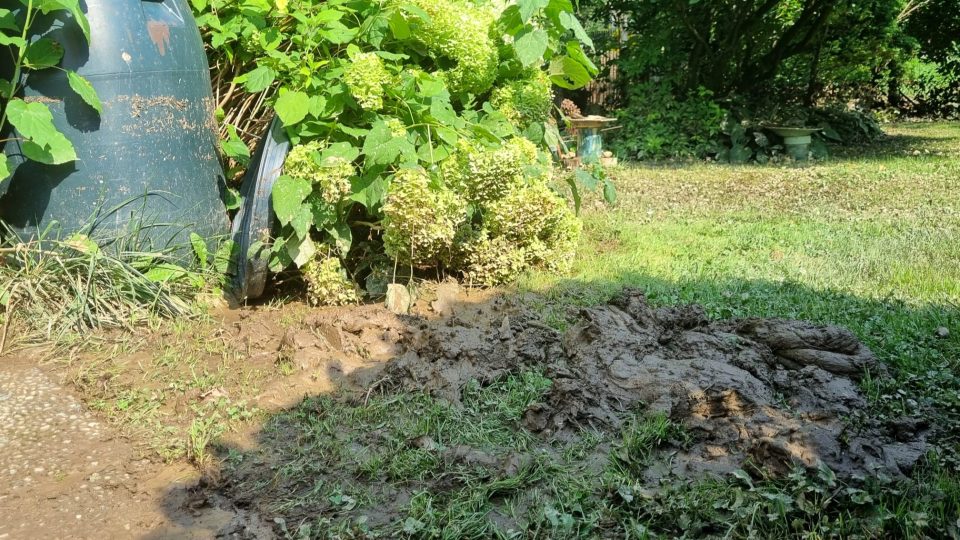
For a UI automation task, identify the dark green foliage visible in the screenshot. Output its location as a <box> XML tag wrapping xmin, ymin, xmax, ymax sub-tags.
<box><xmin>609</xmin><ymin>83</ymin><xmax>726</xmax><ymax>160</ymax></box>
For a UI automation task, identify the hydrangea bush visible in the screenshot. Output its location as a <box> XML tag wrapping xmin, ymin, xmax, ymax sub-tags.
<box><xmin>194</xmin><ymin>0</ymin><xmax>601</xmax><ymax>303</ymax></box>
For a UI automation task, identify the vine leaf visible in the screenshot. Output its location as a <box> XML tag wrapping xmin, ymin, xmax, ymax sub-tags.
<box><xmin>274</xmin><ymin>90</ymin><xmax>310</xmax><ymax>126</ymax></box>
<box><xmin>514</xmin><ymin>28</ymin><xmax>548</xmax><ymax>67</ymax></box>
<box><xmin>24</xmin><ymin>38</ymin><xmax>63</xmax><ymax>69</ymax></box>
<box><xmin>271</xmin><ymin>174</ymin><xmax>312</xmax><ymax>226</ymax></box>
<box><xmin>67</xmin><ymin>71</ymin><xmax>102</xmax><ymax>114</ymax></box>
<box><xmin>6</xmin><ymin>98</ymin><xmax>77</xmax><ymax>164</ymax></box>
<box><xmin>0</xmin><ymin>155</ymin><xmax>11</xmax><ymax>184</ymax></box>
<box><xmin>238</xmin><ymin>65</ymin><xmax>276</xmax><ymax>93</ymax></box>
<box><xmin>518</xmin><ymin>0</ymin><xmax>548</xmax><ymax>22</ymax></box>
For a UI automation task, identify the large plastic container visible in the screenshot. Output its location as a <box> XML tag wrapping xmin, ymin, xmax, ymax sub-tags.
<box><xmin>0</xmin><ymin>0</ymin><xmax>228</xmax><ymax>249</ymax></box>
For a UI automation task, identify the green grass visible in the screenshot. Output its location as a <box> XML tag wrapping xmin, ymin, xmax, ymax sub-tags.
<box><xmin>223</xmin><ymin>122</ymin><xmax>960</xmax><ymax>538</ymax></box>
<box><xmin>521</xmin><ymin>121</ymin><xmax>960</xmax><ymax>441</ymax></box>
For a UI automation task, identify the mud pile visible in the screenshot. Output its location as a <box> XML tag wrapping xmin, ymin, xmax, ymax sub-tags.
<box><xmin>377</xmin><ymin>289</ymin><xmax>928</xmax><ymax>479</ymax></box>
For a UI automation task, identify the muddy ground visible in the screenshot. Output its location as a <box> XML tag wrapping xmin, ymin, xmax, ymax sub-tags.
<box><xmin>0</xmin><ymin>285</ymin><xmax>933</xmax><ymax>537</ymax></box>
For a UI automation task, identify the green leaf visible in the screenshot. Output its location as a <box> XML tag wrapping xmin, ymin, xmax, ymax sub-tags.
<box><xmin>224</xmin><ymin>187</ymin><xmax>242</xmax><ymax>210</ymax></box>
<box><xmin>559</xmin><ymin>11</ymin><xmax>593</xmax><ymax>49</ymax></box>
<box><xmin>603</xmin><ymin>179</ymin><xmax>617</xmax><ymax>204</ymax></box>
<box><xmin>271</xmin><ymin>174</ymin><xmax>312</xmax><ymax>225</ymax></box>
<box><xmin>350</xmin><ymin>174</ymin><xmax>388</xmax><ymax>209</ymax></box>
<box><xmin>513</xmin><ymin>28</ymin><xmax>548</xmax><ymax>67</ymax></box>
<box><xmin>190</xmin><ymin>232</ymin><xmax>209</xmax><ymax>270</ymax></box>
<box><xmin>0</xmin><ymin>33</ymin><xmax>26</xmax><ymax>48</ymax></box>
<box><xmin>144</xmin><ymin>263</ymin><xmax>189</xmax><ymax>283</ymax></box>
<box><xmin>221</xmin><ymin>125</ymin><xmax>250</xmax><ymax>164</ymax></box>
<box><xmin>6</xmin><ymin>99</ymin><xmax>78</xmax><ymax>164</ymax></box>
<box><xmin>389</xmin><ymin>11</ymin><xmax>411</xmax><ymax>39</ymax></box>
<box><xmin>575</xmin><ymin>168</ymin><xmax>598</xmax><ymax>190</ymax></box>
<box><xmin>24</xmin><ymin>38</ymin><xmax>63</xmax><ymax>69</ymax></box>
<box><xmin>549</xmin><ymin>55</ymin><xmax>591</xmax><ymax>89</ymax></box>
<box><xmin>518</xmin><ymin>0</ymin><xmax>548</xmax><ymax>22</ymax></box>
<box><xmin>362</xmin><ymin>120</ymin><xmax>415</xmax><ymax>167</ymax></box>
<box><xmin>66</xmin><ymin>71</ymin><xmax>102</xmax><ymax>114</ymax></box>
<box><xmin>565</xmin><ymin>175</ymin><xmax>581</xmax><ymax>215</ymax></box>
<box><xmin>0</xmin><ymin>9</ymin><xmax>18</xmax><ymax>32</ymax></box>
<box><xmin>286</xmin><ymin>234</ymin><xmax>316</xmax><ymax>268</ymax></box>
<box><xmin>274</xmin><ymin>90</ymin><xmax>310</xmax><ymax>126</ymax></box>
<box><xmin>239</xmin><ymin>65</ymin><xmax>276</xmax><ymax>93</ymax></box>
<box><xmin>326</xmin><ymin>222</ymin><xmax>352</xmax><ymax>254</ymax></box>
<box><xmin>0</xmin><ymin>154</ymin><xmax>11</xmax><ymax>184</ymax></box>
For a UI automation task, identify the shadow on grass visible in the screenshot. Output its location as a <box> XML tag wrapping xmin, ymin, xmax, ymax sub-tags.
<box><xmin>142</xmin><ymin>270</ymin><xmax>960</xmax><ymax>539</ymax></box>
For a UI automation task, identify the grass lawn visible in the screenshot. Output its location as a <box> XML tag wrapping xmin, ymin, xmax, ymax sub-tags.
<box><xmin>216</xmin><ymin>122</ymin><xmax>959</xmax><ymax>538</ymax></box>
<box><xmin>522</xmin><ymin>121</ymin><xmax>960</xmax><ymax>438</ymax></box>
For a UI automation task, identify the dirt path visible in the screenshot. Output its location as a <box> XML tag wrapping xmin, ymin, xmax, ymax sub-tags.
<box><xmin>0</xmin><ymin>355</ymin><xmax>269</xmax><ymax>539</ymax></box>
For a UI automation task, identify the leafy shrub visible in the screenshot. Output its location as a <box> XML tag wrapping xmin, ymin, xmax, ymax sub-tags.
<box><xmin>810</xmin><ymin>107</ymin><xmax>885</xmax><ymax>145</ymax></box>
<box><xmin>382</xmin><ymin>167</ymin><xmax>465</xmax><ymax>266</ymax></box>
<box><xmin>610</xmin><ymin>83</ymin><xmax>726</xmax><ymax>160</ymax></box>
<box><xmin>491</xmin><ymin>71</ymin><xmax>554</xmax><ymax>130</ymax></box>
<box><xmin>194</xmin><ymin>0</ymin><xmax>598</xmax><ymax>298</ymax></box>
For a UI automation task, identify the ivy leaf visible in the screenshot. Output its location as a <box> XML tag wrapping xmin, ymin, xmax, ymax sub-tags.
<box><xmin>239</xmin><ymin>65</ymin><xmax>276</xmax><ymax>93</ymax></box>
<box><xmin>24</xmin><ymin>38</ymin><xmax>63</xmax><ymax>69</ymax></box>
<box><xmin>513</xmin><ymin>28</ymin><xmax>548</xmax><ymax>67</ymax></box>
<box><xmin>274</xmin><ymin>90</ymin><xmax>310</xmax><ymax>126</ymax></box>
<box><xmin>518</xmin><ymin>0</ymin><xmax>548</xmax><ymax>22</ymax></box>
<box><xmin>271</xmin><ymin>174</ymin><xmax>312</xmax><ymax>225</ymax></box>
<box><xmin>67</xmin><ymin>71</ymin><xmax>102</xmax><ymax>114</ymax></box>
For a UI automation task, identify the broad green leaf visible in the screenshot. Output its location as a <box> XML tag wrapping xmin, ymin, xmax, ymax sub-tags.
<box><xmin>326</xmin><ymin>222</ymin><xmax>352</xmax><ymax>254</ymax></box>
<box><xmin>0</xmin><ymin>33</ymin><xmax>26</xmax><ymax>48</ymax></box>
<box><xmin>271</xmin><ymin>174</ymin><xmax>312</xmax><ymax>225</ymax></box>
<box><xmin>224</xmin><ymin>187</ymin><xmax>242</xmax><ymax>210</ymax></box>
<box><xmin>0</xmin><ymin>154</ymin><xmax>11</xmax><ymax>184</ymax></box>
<box><xmin>389</xmin><ymin>11</ymin><xmax>411</xmax><ymax>39</ymax></box>
<box><xmin>549</xmin><ymin>55</ymin><xmax>591</xmax><ymax>89</ymax></box>
<box><xmin>221</xmin><ymin>125</ymin><xmax>250</xmax><ymax>164</ymax></box>
<box><xmin>362</xmin><ymin>120</ymin><xmax>414</xmax><ymax>167</ymax></box>
<box><xmin>145</xmin><ymin>263</ymin><xmax>189</xmax><ymax>283</ymax></box>
<box><xmin>350</xmin><ymin>174</ymin><xmax>388</xmax><ymax>209</ymax></box>
<box><xmin>603</xmin><ymin>179</ymin><xmax>617</xmax><ymax>204</ymax></box>
<box><xmin>320</xmin><ymin>142</ymin><xmax>360</xmax><ymax>163</ymax></box>
<box><xmin>575</xmin><ymin>168</ymin><xmax>598</xmax><ymax>190</ymax></box>
<box><xmin>67</xmin><ymin>71</ymin><xmax>102</xmax><ymax>114</ymax></box>
<box><xmin>518</xmin><ymin>0</ymin><xmax>548</xmax><ymax>22</ymax></box>
<box><xmin>286</xmin><ymin>234</ymin><xmax>316</xmax><ymax>268</ymax></box>
<box><xmin>0</xmin><ymin>9</ymin><xmax>18</xmax><ymax>32</ymax></box>
<box><xmin>321</xmin><ymin>21</ymin><xmax>357</xmax><ymax>44</ymax></box>
<box><xmin>559</xmin><ymin>11</ymin><xmax>593</xmax><ymax>49</ymax></box>
<box><xmin>7</xmin><ymin>99</ymin><xmax>78</xmax><ymax>164</ymax></box>
<box><xmin>190</xmin><ymin>232</ymin><xmax>209</xmax><ymax>270</ymax></box>
<box><xmin>24</xmin><ymin>38</ymin><xmax>64</xmax><ymax>69</ymax></box>
<box><xmin>239</xmin><ymin>65</ymin><xmax>276</xmax><ymax>93</ymax></box>
<box><xmin>274</xmin><ymin>90</ymin><xmax>310</xmax><ymax>126</ymax></box>
<box><xmin>513</xmin><ymin>28</ymin><xmax>548</xmax><ymax>67</ymax></box>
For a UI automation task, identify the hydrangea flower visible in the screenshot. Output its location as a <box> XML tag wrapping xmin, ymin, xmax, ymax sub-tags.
<box><xmin>491</xmin><ymin>71</ymin><xmax>553</xmax><ymax>129</ymax></box>
<box><xmin>302</xmin><ymin>254</ymin><xmax>360</xmax><ymax>306</ymax></box>
<box><xmin>443</xmin><ymin>136</ymin><xmax>542</xmax><ymax>203</ymax></box>
<box><xmin>344</xmin><ymin>51</ymin><xmax>392</xmax><ymax>110</ymax></box>
<box><xmin>382</xmin><ymin>167</ymin><xmax>466</xmax><ymax>266</ymax></box>
<box><xmin>284</xmin><ymin>142</ymin><xmax>355</xmax><ymax>206</ymax></box>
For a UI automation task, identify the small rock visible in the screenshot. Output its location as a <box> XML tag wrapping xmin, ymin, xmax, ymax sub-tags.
<box><xmin>385</xmin><ymin>284</ymin><xmax>412</xmax><ymax>314</ymax></box>
<box><xmin>935</xmin><ymin>326</ymin><xmax>950</xmax><ymax>339</ymax></box>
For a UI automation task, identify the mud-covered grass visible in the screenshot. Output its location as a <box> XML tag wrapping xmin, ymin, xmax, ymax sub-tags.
<box><xmin>200</xmin><ymin>123</ymin><xmax>960</xmax><ymax>538</ymax></box>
